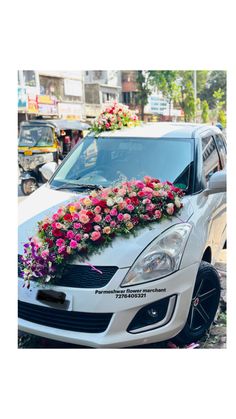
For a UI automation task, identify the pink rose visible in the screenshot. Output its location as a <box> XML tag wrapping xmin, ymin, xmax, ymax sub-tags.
<box><xmin>110</xmin><ymin>221</ymin><xmax>116</xmax><ymax>228</ymax></box>
<box><xmin>94</xmin><ymin>225</ymin><xmax>101</xmax><ymax>231</ymax></box>
<box><xmin>105</xmin><ymin>215</ymin><xmax>112</xmax><ymax>222</ymax></box>
<box><xmin>83</xmin><ymin>234</ymin><xmax>89</xmax><ymax>239</ymax></box>
<box><xmin>94</xmin><ymin>206</ymin><xmax>101</xmax><ymax>214</ymax></box>
<box><xmin>41</xmin><ymin>250</ymin><xmax>49</xmax><ymax>259</ymax></box>
<box><xmin>73</xmin><ymin>222</ymin><xmax>82</xmax><ymax>229</ymax></box>
<box><xmin>66</xmin><ymin>230</ymin><xmax>75</xmax><ymax>239</ymax></box>
<box><xmin>127</xmin><ymin>204</ymin><xmax>134</xmax><ymax>212</ymax></box>
<box><xmin>154</xmin><ymin>210</ymin><xmax>162</xmax><ymax>219</ymax></box>
<box><xmin>110</xmin><ymin>208</ymin><xmax>118</xmax><ymax>216</ymax></box>
<box><xmin>69</xmin><ymin>240</ymin><xmax>78</xmax><ymax>249</ymax></box>
<box><xmin>94</xmin><ymin>214</ymin><xmax>102</xmax><ymax>223</ymax></box>
<box><xmin>146</xmin><ymin>204</ymin><xmax>155</xmax><ymax>211</ymax></box>
<box><xmin>135</xmin><ymin>181</ymin><xmax>145</xmax><ymax>189</ymax></box>
<box><xmin>52</xmin><ymin>213</ymin><xmax>59</xmax><ymax>221</ymax></box>
<box><xmin>117</xmin><ymin>213</ymin><xmax>124</xmax><ymax>221</ymax></box>
<box><xmin>166</xmin><ymin>203</ymin><xmax>174</xmax><ymax>215</ymax></box>
<box><xmin>58</xmin><ymin>245</ymin><xmax>66</xmax><ymax>254</ymax></box>
<box><xmin>56</xmin><ymin>238</ymin><xmax>65</xmax><ymax>247</ymax></box>
<box><xmin>123</xmin><ymin>213</ymin><xmax>131</xmax><ymax>221</ymax></box>
<box><xmin>75</xmin><ymin>233</ymin><xmax>82</xmax><ymax>241</ymax></box>
<box><xmin>72</xmin><ymin>213</ymin><xmax>80</xmax><ymax>221</ymax></box>
<box><xmin>91</xmin><ymin>231</ymin><xmax>101</xmax><ymax>241</ymax></box>
<box><xmin>55</xmin><ymin>222</ymin><xmax>63</xmax><ymax>229</ymax></box>
<box><xmin>79</xmin><ymin>213</ymin><xmax>90</xmax><ymax>224</ymax></box>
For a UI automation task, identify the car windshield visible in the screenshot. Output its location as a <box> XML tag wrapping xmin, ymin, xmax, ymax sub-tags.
<box><xmin>50</xmin><ymin>135</ymin><xmax>194</xmax><ymax>193</ymax></box>
<box><xmin>19</xmin><ymin>126</ymin><xmax>54</xmax><ymax>147</ymax></box>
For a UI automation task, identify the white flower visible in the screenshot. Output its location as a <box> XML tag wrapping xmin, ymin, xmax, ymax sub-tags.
<box><xmin>114</xmin><ymin>196</ymin><xmax>124</xmax><ymax>204</ymax></box>
<box><xmin>107</xmin><ymin>198</ymin><xmax>115</xmax><ymax>207</ymax></box>
<box><xmin>174</xmin><ymin>197</ymin><xmax>181</xmax><ymax>208</ymax></box>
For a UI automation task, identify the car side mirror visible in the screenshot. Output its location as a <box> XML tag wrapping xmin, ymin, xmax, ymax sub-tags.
<box><xmin>39</xmin><ymin>162</ymin><xmax>57</xmax><ymax>181</ymax></box>
<box><xmin>205</xmin><ymin>170</ymin><xmax>226</xmax><ymax>195</ymax></box>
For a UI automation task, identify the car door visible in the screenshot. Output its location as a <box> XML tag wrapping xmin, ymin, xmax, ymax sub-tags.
<box><xmin>200</xmin><ymin>133</ymin><xmax>226</xmax><ymax>259</ymax></box>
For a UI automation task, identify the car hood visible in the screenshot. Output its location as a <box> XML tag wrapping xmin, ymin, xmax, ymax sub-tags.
<box><xmin>18</xmin><ymin>184</ymin><xmax>194</xmax><ymax>268</ymax></box>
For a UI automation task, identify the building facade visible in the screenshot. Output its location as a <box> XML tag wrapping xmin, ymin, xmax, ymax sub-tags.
<box><xmin>84</xmin><ymin>71</ymin><xmax>122</xmax><ymax>120</ymax></box>
<box><xmin>17</xmin><ymin>71</ymin><xmax>86</xmax><ymax>132</ymax></box>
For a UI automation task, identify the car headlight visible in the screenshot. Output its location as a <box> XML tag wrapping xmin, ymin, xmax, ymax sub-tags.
<box><xmin>121</xmin><ymin>223</ymin><xmax>192</xmax><ymax>287</ymax></box>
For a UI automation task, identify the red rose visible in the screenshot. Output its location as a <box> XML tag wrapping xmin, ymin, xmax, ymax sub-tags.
<box><xmin>97</xmin><ymin>200</ymin><xmax>107</xmax><ymax>209</ymax></box>
<box><xmin>42</xmin><ymin>223</ymin><xmax>50</xmax><ymax>231</ymax></box>
<box><xmin>132</xmin><ymin>216</ymin><xmax>139</xmax><ymax>225</ymax></box>
<box><xmin>130</xmin><ymin>197</ymin><xmax>139</xmax><ymax>206</ymax></box>
<box><xmin>52</xmin><ymin>229</ymin><xmax>64</xmax><ymax>238</ymax></box>
<box><xmin>63</xmin><ymin>213</ymin><xmax>72</xmax><ymax>222</ymax></box>
<box><xmin>45</xmin><ymin>238</ymin><xmax>54</xmax><ymax>247</ymax></box>
<box><xmin>167</xmin><ymin>191</ymin><xmax>174</xmax><ymax>200</ymax></box>
<box><xmin>146</xmin><ymin>182</ymin><xmax>154</xmax><ymax>189</ymax></box>
<box><xmin>82</xmin><ymin>223</ymin><xmax>93</xmax><ymax>233</ymax></box>
<box><xmin>86</xmin><ymin>211</ymin><xmax>94</xmax><ymax>220</ymax></box>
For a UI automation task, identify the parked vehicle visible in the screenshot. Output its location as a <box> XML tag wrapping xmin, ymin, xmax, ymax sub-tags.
<box><xmin>18</xmin><ymin>123</ymin><xmax>226</xmax><ymax>347</ymax></box>
<box><xmin>18</xmin><ymin>119</ymin><xmax>90</xmax><ymax>195</ymax></box>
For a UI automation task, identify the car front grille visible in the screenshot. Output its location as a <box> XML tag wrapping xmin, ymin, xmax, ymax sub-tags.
<box><xmin>18</xmin><ymin>255</ymin><xmax>118</xmax><ymax>288</ymax></box>
<box><xmin>18</xmin><ymin>300</ymin><xmax>113</xmax><ymax>333</ymax></box>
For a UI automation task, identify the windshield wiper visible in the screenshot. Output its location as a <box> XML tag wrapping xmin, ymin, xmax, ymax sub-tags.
<box><xmin>51</xmin><ymin>183</ymin><xmax>103</xmax><ymax>191</ymax></box>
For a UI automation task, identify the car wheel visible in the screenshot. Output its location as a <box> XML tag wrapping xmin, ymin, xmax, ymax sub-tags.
<box><xmin>21</xmin><ymin>179</ymin><xmax>38</xmax><ymax>195</ymax></box>
<box><xmin>173</xmin><ymin>261</ymin><xmax>221</xmax><ymax>345</ymax></box>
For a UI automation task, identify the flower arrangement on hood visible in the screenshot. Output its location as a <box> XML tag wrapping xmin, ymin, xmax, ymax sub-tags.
<box><xmin>20</xmin><ymin>177</ymin><xmax>184</xmax><ymax>288</ymax></box>
<box><xmin>92</xmin><ymin>101</ymin><xmax>140</xmax><ymax>133</ymax></box>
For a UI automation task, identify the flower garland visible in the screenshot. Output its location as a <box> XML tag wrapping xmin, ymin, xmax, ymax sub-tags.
<box><xmin>92</xmin><ymin>101</ymin><xmax>140</xmax><ymax>133</ymax></box>
<box><xmin>20</xmin><ymin>177</ymin><xmax>184</xmax><ymax>287</ymax></box>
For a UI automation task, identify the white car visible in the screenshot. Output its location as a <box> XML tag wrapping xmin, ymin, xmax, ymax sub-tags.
<box><xmin>18</xmin><ymin>123</ymin><xmax>227</xmax><ymax>348</ymax></box>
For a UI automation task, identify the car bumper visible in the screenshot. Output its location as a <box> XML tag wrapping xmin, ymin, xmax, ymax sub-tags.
<box><xmin>18</xmin><ymin>263</ymin><xmax>199</xmax><ymax>348</ymax></box>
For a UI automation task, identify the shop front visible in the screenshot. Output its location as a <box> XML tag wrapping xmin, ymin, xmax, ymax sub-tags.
<box><xmin>58</xmin><ymin>102</ymin><xmax>84</xmax><ymax>120</ymax></box>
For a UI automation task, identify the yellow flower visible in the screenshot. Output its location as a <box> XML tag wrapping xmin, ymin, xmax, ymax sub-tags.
<box><xmin>126</xmin><ymin>221</ymin><xmax>134</xmax><ymax>230</ymax></box>
<box><xmin>127</xmin><ymin>121</ymin><xmax>134</xmax><ymax>128</ymax></box>
<box><xmin>90</xmin><ymin>190</ymin><xmax>98</xmax><ymax>197</ymax></box>
<box><xmin>69</xmin><ymin>206</ymin><xmax>76</xmax><ymax>213</ymax></box>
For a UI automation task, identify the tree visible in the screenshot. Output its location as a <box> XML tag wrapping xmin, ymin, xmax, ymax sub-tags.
<box><xmin>149</xmin><ymin>71</ymin><xmax>180</xmax><ymax>118</ymax></box>
<box><xmin>135</xmin><ymin>71</ymin><xmax>151</xmax><ymax>120</ymax></box>
<box><xmin>218</xmin><ymin>109</ymin><xmax>226</xmax><ymax>127</ymax></box>
<box><xmin>199</xmin><ymin>71</ymin><xmax>226</xmax><ymax>109</ymax></box>
<box><xmin>201</xmin><ymin>100</ymin><xmax>209</xmax><ymax>123</ymax></box>
<box><xmin>177</xmin><ymin>72</ymin><xmax>196</xmax><ymax>122</ymax></box>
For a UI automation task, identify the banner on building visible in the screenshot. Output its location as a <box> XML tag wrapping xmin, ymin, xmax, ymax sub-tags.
<box><xmin>58</xmin><ymin>103</ymin><xmax>83</xmax><ymax>119</ymax></box>
<box><xmin>27</xmin><ymin>94</ymin><xmax>38</xmax><ymax>114</ymax></box>
<box><xmin>38</xmin><ymin>95</ymin><xmax>58</xmax><ymax>115</ymax></box>
<box><xmin>18</xmin><ymin>88</ymin><xmax>27</xmax><ymax>111</ymax></box>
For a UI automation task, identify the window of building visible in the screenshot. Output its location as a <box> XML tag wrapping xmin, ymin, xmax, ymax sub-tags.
<box><xmin>23</xmin><ymin>71</ymin><xmax>37</xmax><ymax>87</ymax></box>
<box><xmin>102</xmin><ymin>92</ymin><xmax>117</xmax><ymax>103</ymax></box>
<box><xmin>201</xmin><ymin>136</ymin><xmax>221</xmax><ymax>182</ymax></box>
<box><xmin>39</xmin><ymin>76</ymin><xmax>62</xmax><ymax>98</ymax></box>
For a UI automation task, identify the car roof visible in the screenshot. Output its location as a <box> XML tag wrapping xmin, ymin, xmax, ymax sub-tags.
<box><xmin>89</xmin><ymin>122</ymin><xmax>219</xmax><ymax>139</ymax></box>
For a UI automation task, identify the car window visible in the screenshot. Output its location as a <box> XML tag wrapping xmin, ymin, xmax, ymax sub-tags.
<box><xmin>201</xmin><ymin>135</ymin><xmax>221</xmax><ymax>183</ymax></box>
<box><xmin>51</xmin><ymin>136</ymin><xmax>194</xmax><ymax>193</ymax></box>
<box><xmin>215</xmin><ymin>133</ymin><xmax>227</xmax><ymax>168</ymax></box>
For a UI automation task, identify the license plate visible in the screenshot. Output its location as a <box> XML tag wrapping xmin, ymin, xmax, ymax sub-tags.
<box><xmin>18</xmin><ymin>284</ymin><xmax>73</xmax><ymax>311</ymax></box>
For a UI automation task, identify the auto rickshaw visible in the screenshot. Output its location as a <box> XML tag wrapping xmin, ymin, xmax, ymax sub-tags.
<box><xmin>18</xmin><ymin>119</ymin><xmax>90</xmax><ymax>195</ymax></box>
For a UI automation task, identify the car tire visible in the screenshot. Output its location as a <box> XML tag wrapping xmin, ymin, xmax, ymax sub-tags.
<box><xmin>173</xmin><ymin>261</ymin><xmax>221</xmax><ymax>345</ymax></box>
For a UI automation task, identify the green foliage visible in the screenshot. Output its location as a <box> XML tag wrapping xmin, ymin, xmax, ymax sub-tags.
<box><xmin>199</xmin><ymin>71</ymin><xmax>226</xmax><ymax>109</ymax></box>
<box><xmin>135</xmin><ymin>71</ymin><xmax>152</xmax><ymax>120</ymax></box>
<box><xmin>218</xmin><ymin>109</ymin><xmax>227</xmax><ymax>127</ymax></box>
<box><xmin>149</xmin><ymin>71</ymin><xmax>181</xmax><ymax>115</ymax></box>
<box><xmin>201</xmin><ymin>100</ymin><xmax>209</xmax><ymax>123</ymax></box>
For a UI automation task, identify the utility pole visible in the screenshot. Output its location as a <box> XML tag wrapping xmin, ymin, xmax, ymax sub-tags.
<box><xmin>193</xmin><ymin>70</ymin><xmax>197</xmax><ymax>122</ymax></box>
